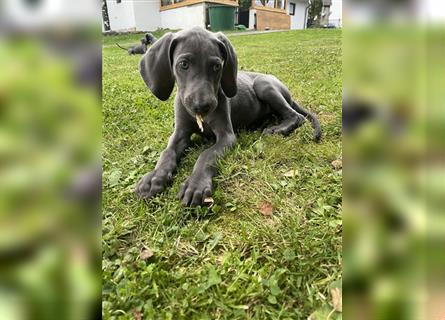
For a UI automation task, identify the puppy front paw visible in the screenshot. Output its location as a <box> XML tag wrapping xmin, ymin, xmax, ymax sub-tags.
<box><xmin>135</xmin><ymin>170</ymin><xmax>172</xmax><ymax>200</ymax></box>
<box><xmin>177</xmin><ymin>176</ymin><xmax>212</xmax><ymax>207</ymax></box>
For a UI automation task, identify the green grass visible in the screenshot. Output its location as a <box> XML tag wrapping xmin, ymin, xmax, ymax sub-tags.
<box><xmin>102</xmin><ymin>29</ymin><xmax>174</xmax><ymax>47</ymax></box>
<box><xmin>102</xmin><ymin>29</ymin><xmax>342</xmax><ymax>319</ymax></box>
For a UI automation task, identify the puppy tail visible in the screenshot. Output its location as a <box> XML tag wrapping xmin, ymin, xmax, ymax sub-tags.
<box><xmin>115</xmin><ymin>43</ymin><xmax>128</xmax><ymax>51</ymax></box>
<box><xmin>291</xmin><ymin>101</ymin><xmax>322</xmax><ymax>142</ymax></box>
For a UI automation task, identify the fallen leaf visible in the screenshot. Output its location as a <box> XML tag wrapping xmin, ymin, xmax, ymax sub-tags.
<box><xmin>139</xmin><ymin>247</ymin><xmax>153</xmax><ymax>260</ymax></box>
<box><xmin>203</xmin><ymin>197</ymin><xmax>214</xmax><ymax>207</ymax></box>
<box><xmin>216</xmin><ymin>255</ymin><xmax>224</xmax><ymax>265</ymax></box>
<box><xmin>259</xmin><ymin>201</ymin><xmax>273</xmax><ymax>216</ymax></box>
<box><xmin>331</xmin><ymin>159</ymin><xmax>342</xmax><ymax>170</ymax></box>
<box><xmin>283</xmin><ymin>169</ymin><xmax>298</xmax><ymax>177</ymax></box>
<box><xmin>133</xmin><ymin>310</ymin><xmax>142</xmax><ymax>320</ymax></box>
<box><xmin>330</xmin><ymin>287</ymin><xmax>342</xmax><ymax>312</ymax></box>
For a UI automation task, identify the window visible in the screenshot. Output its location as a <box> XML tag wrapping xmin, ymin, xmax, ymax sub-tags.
<box><xmin>277</xmin><ymin>0</ymin><xmax>286</xmax><ymax>10</ymax></box>
<box><xmin>289</xmin><ymin>2</ymin><xmax>295</xmax><ymax>15</ymax></box>
<box><xmin>255</xmin><ymin>0</ymin><xmax>286</xmax><ymax>10</ymax></box>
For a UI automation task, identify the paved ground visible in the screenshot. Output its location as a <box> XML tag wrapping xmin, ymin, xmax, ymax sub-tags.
<box><xmin>226</xmin><ymin>29</ymin><xmax>290</xmax><ymax>36</ymax></box>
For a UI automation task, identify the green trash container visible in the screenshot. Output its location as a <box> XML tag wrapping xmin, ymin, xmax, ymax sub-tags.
<box><xmin>208</xmin><ymin>5</ymin><xmax>235</xmax><ymax>32</ymax></box>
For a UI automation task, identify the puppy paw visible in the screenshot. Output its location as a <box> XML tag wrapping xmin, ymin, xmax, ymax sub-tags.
<box><xmin>263</xmin><ymin>115</ymin><xmax>305</xmax><ymax>136</ymax></box>
<box><xmin>135</xmin><ymin>170</ymin><xmax>172</xmax><ymax>200</ymax></box>
<box><xmin>262</xmin><ymin>127</ymin><xmax>276</xmax><ymax>135</ymax></box>
<box><xmin>177</xmin><ymin>176</ymin><xmax>212</xmax><ymax>207</ymax></box>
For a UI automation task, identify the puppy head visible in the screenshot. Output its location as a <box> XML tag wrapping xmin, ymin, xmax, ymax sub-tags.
<box><xmin>139</xmin><ymin>27</ymin><xmax>238</xmax><ymax>118</ymax></box>
<box><xmin>145</xmin><ymin>33</ymin><xmax>156</xmax><ymax>45</ymax></box>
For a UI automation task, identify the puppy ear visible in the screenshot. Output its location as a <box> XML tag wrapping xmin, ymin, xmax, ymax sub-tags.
<box><xmin>139</xmin><ymin>32</ymin><xmax>176</xmax><ymax>101</ymax></box>
<box><xmin>216</xmin><ymin>32</ymin><xmax>238</xmax><ymax>98</ymax></box>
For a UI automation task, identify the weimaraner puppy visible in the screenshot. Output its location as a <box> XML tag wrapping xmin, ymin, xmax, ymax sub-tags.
<box><xmin>144</xmin><ymin>32</ymin><xmax>157</xmax><ymax>45</ymax></box>
<box><xmin>116</xmin><ymin>38</ymin><xmax>147</xmax><ymax>55</ymax></box>
<box><xmin>116</xmin><ymin>33</ymin><xmax>157</xmax><ymax>55</ymax></box>
<box><xmin>135</xmin><ymin>27</ymin><xmax>321</xmax><ymax>206</ymax></box>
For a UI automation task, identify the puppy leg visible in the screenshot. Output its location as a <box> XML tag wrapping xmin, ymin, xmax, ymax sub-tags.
<box><xmin>178</xmin><ymin>107</ymin><xmax>236</xmax><ymax>206</ymax></box>
<box><xmin>253</xmin><ymin>76</ymin><xmax>305</xmax><ymax>136</ymax></box>
<box><xmin>177</xmin><ymin>132</ymin><xmax>235</xmax><ymax>206</ymax></box>
<box><xmin>135</xmin><ymin>130</ymin><xmax>190</xmax><ymax>200</ymax></box>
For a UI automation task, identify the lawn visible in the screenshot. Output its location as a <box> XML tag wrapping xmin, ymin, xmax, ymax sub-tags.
<box><xmin>102</xmin><ymin>29</ymin><xmax>342</xmax><ymax>319</ymax></box>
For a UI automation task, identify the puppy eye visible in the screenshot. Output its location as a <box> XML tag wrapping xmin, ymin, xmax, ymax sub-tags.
<box><xmin>213</xmin><ymin>63</ymin><xmax>222</xmax><ymax>72</ymax></box>
<box><xmin>179</xmin><ymin>61</ymin><xmax>189</xmax><ymax>70</ymax></box>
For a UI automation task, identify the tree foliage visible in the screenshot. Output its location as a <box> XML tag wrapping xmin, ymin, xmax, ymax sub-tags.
<box><xmin>239</xmin><ymin>0</ymin><xmax>252</xmax><ymax>10</ymax></box>
<box><xmin>307</xmin><ymin>0</ymin><xmax>323</xmax><ymax>28</ymax></box>
<box><xmin>102</xmin><ymin>0</ymin><xmax>110</xmax><ymax>31</ymax></box>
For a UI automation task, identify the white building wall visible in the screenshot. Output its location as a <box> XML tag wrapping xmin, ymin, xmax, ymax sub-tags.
<box><xmin>106</xmin><ymin>0</ymin><xmax>136</xmax><ymax>31</ymax></box>
<box><xmin>134</xmin><ymin>0</ymin><xmax>161</xmax><ymax>31</ymax></box>
<box><xmin>160</xmin><ymin>3</ymin><xmax>206</xmax><ymax>29</ymax></box>
<box><xmin>329</xmin><ymin>0</ymin><xmax>342</xmax><ymax>27</ymax></box>
<box><xmin>288</xmin><ymin>0</ymin><xmax>307</xmax><ymax>30</ymax></box>
<box><xmin>248</xmin><ymin>9</ymin><xmax>256</xmax><ymax>29</ymax></box>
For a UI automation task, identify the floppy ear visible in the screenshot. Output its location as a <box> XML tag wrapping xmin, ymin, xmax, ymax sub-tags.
<box><xmin>216</xmin><ymin>32</ymin><xmax>238</xmax><ymax>98</ymax></box>
<box><xmin>139</xmin><ymin>32</ymin><xmax>176</xmax><ymax>101</ymax></box>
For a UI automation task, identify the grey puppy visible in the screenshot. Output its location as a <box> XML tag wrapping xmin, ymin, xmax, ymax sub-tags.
<box><xmin>116</xmin><ymin>37</ymin><xmax>148</xmax><ymax>55</ymax></box>
<box><xmin>135</xmin><ymin>27</ymin><xmax>321</xmax><ymax>206</ymax></box>
<box><xmin>144</xmin><ymin>32</ymin><xmax>157</xmax><ymax>45</ymax></box>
